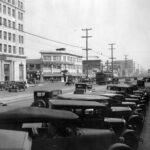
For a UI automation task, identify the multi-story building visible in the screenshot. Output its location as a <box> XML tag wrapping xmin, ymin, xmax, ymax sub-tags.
<box><xmin>0</xmin><ymin>0</ymin><xmax>26</xmax><ymax>81</ymax></box>
<box><xmin>40</xmin><ymin>51</ymin><xmax>83</xmax><ymax>81</ymax></box>
<box><xmin>82</xmin><ymin>60</ymin><xmax>102</xmax><ymax>77</ymax></box>
<box><xmin>113</xmin><ymin>59</ymin><xmax>135</xmax><ymax>77</ymax></box>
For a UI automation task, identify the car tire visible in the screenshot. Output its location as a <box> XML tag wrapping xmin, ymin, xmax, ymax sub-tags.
<box><xmin>34</xmin><ymin>100</ymin><xmax>46</xmax><ymax>108</ymax></box>
<box><xmin>108</xmin><ymin>143</ymin><xmax>133</xmax><ymax>150</ymax></box>
<box><xmin>121</xmin><ymin>129</ymin><xmax>139</xmax><ymax>150</ymax></box>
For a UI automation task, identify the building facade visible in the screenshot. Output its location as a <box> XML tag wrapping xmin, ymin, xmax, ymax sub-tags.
<box><xmin>26</xmin><ymin>59</ymin><xmax>41</xmax><ymax>81</ymax></box>
<box><xmin>0</xmin><ymin>0</ymin><xmax>26</xmax><ymax>81</ymax></box>
<box><xmin>113</xmin><ymin>60</ymin><xmax>135</xmax><ymax>77</ymax></box>
<box><xmin>40</xmin><ymin>51</ymin><xmax>83</xmax><ymax>81</ymax></box>
<box><xmin>82</xmin><ymin>60</ymin><xmax>102</xmax><ymax>77</ymax></box>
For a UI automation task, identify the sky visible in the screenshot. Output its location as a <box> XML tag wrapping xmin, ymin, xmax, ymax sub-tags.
<box><xmin>25</xmin><ymin>0</ymin><xmax>150</xmax><ymax>70</ymax></box>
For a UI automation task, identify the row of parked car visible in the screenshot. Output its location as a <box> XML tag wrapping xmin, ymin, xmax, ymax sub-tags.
<box><xmin>0</xmin><ymin>81</ymin><xmax>27</xmax><ymax>92</ymax></box>
<box><xmin>0</xmin><ymin>81</ymin><xmax>149</xmax><ymax>150</ymax></box>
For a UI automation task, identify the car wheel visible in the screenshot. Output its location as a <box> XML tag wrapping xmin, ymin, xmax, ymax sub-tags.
<box><xmin>108</xmin><ymin>143</ymin><xmax>133</xmax><ymax>150</ymax></box>
<box><xmin>34</xmin><ymin>100</ymin><xmax>46</xmax><ymax>108</ymax></box>
<box><xmin>121</xmin><ymin>129</ymin><xmax>139</xmax><ymax>150</ymax></box>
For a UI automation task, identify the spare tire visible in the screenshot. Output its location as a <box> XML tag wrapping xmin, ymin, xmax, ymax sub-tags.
<box><xmin>121</xmin><ymin>129</ymin><xmax>139</xmax><ymax>150</ymax></box>
<box><xmin>108</xmin><ymin>143</ymin><xmax>133</xmax><ymax>150</ymax></box>
<box><xmin>34</xmin><ymin>100</ymin><xmax>46</xmax><ymax>108</ymax></box>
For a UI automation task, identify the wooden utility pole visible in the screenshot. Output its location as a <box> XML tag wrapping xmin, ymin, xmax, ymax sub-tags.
<box><xmin>124</xmin><ymin>55</ymin><xmax>128</xmax><ymax>77</ymax></box>
<box><xmin>108</xmin><ymin>43</ymin><xmax>116</xmax><ymax>78</ymax></box>
<box><xmin>105</xmin><ymin>60</ymin><xmax>109</xmax><ymax>72</ymax></box>
<box><xmin>82</xmin><ymin>28</ymin><xmax>92</xmax><ymax>77</ymax></box>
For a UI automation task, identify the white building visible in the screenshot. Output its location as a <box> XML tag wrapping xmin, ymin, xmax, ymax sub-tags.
<box><xmin>40</xmin><ymin>51</ymin><xmax>83</xmax><ymax>81</ymax></box>
<box><xmin>0</xmin><ymin>0</ymin><xmax>26</xmax><ymax>81</ymax></box>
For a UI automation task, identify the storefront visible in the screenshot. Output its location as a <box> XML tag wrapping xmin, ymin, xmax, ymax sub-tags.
<box><xmin>0</xmin><ymin>54</ymin><xmax>26</xmax><ymax>81</ymax></box>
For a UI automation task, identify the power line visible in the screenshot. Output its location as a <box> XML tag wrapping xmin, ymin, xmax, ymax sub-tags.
<box><xmin>24</xmin><ymin>30</ymin><xmax>84</xmax><ymax>49</ymax></box>
<box><xmin>2</xmin><ymin>22</ymin><xmax>84</xmax><ymax>49</ymax></box>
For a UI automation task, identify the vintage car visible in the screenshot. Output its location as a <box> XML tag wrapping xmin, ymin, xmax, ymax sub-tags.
<box><xmin>49</xmin><ymin>99</ymin><xmax>126</xmax><ymax>134</ymax></box>
<box><xmin>49</xmin><ymin>99</ymin><xmax>140</xmax><ymax>150</ymax></box>
<box><xmin>0</xmin><ymin>106</ymin><xmax>131</xmax><ymax>150</ymax></box>
<box><xmin>31</xmin><ymin>90</ymin><xmax>62</xmax><ymax>108</ymax></box>
<box><xmin>0</xmin><ymin>81</ymin><xmax>5</xmax><ymax>91</ymax></box>
<box><xmin>107</xmin><ymin>83</ymin><xmax>136</xmax><ymax>96</ymax></box>
<box><xmin>8</xmin><ymin>81</ymin><xmax>26</xmax><ymax>92</ymax></box>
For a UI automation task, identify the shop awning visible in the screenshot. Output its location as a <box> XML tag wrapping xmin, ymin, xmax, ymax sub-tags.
<box><xmin>43</xmin><ymin>72</ymin><xmax>62</xmax><ymax>77</ymax></box>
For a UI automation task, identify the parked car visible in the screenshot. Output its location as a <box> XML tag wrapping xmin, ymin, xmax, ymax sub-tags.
<box><xmin>49</xmin><ymin>99</ymin><xmax>140</xmax><ymax>150</ymax></box>
<box><xmin>8</xmin><ymin>81</ymin><xmax>26</xmax><ymax>92</ymax></box>
<box><xmin>0</xmin><ymin>81</ymin><xmax>5</xmax><ymax>91</ymax></box>
<box><xmin>0</xmin><ymin>106</ymin><xmax>131</xmax><ymax>150</ymax></box>
<box><xmin>31</xmin><ymin>90</ymin><xmax>62</xmax><ymax>108</ymax></box>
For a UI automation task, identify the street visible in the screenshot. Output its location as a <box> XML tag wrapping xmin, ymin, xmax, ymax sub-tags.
<box><xmin>0</xmin><ymin>82</ymin><xmax>106</xmax><ymax>107</ymax></box>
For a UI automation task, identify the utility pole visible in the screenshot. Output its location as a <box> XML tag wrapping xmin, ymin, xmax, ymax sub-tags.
<box><xmin>105</xmin><ymin>60</ymin><xmax>109</xmax><ymax>72</ymax></box>
<box><xmin>124</xmin><ymin>55</ymin><xmax>128</xmax><ymax>77</ymax></box>
<box><xmin>108</xmin><ymin>43</ymin><xmax>116</xmax><ymax>78</ymax></box>
<box><xmin>82</xmin><ymin>28</ymin><xmax>92</xmax><ymax>78</ymax></box>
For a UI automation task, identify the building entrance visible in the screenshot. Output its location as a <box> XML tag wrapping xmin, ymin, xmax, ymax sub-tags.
<box><xmin>4</xmin><ymin>64</ymin><xmax>10</xmax><ymax>81</ymax></box>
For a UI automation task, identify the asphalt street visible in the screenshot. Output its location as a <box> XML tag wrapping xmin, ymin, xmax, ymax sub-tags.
<box><xmin>0</xmin><ymin>82</ymin><xmax>106</xmax><ymax>107</ymax></box>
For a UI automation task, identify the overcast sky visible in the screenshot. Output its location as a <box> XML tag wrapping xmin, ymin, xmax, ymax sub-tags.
<box><xmin>25</xmin><ymin>0</ymin><xmax>150</xmax><ymax>70</ymax></box>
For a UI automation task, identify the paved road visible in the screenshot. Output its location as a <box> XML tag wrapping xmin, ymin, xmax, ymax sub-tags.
<box><xmin>0</xmin><ymin>82</ymin><xmax>106</xmax><ymax>107</ymax></box>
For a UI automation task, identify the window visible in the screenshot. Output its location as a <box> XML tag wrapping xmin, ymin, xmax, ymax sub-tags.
<box><xmin>12</xmin><ymin>9</ymin><xmax>15</xmax><ymax>17</ymax></box>
<box><xmin>12</xmin><ymin>22</ymin><xmax>15</xmax><ymax>29</ymax></box>
<box><xmin>13</xmin><ymin>46</ymin><xmax>16</xmax><ymax>54</ymax></box>
<box><xmin>8</xmin><ymin>45</ymin><xmax>11</xmax><ymax>53</ymax></box>
<box><xmin>8</xmin><ymin>20</ymin><xmax>11</xmax><ymax>28</ymax></box>
<box><xmin>8</xmin><ymin>32</ymin><xmax>11</xmax><ymax>41</ymax></box>
<box><xmin>3</xmin><ymin>5</ymin><xmax>6</xmax><ymax>14</ymax></box>
<box><xmin>4</xmin><ymin>44</ymin><xmax>7</xmax><ymax>53</ymax></box>
<box><xmin>3</xmin><ymin>18</ymin><xmax>7</xmax><ymax>27</ymax></box>
<box><xmin>8</xmin><ymin>7</ymin><xmax>11</xmax><ymax>16</ymax></box>
<box><xmin>20</xmin><ymin>2</ymin><xmax>23</xmax><ymax>9</ymax></box>
<box><xmin>0</xmin><ymin>44</ymin><xmax>2</xmax><ymax>52</ymax></box>
<box><xmin>63</xmin><ymin>56</ymin><xmax>66</xmax><ymax>61</ymax></box>
<box><xmin>20</xmin><ymin>12</ymin><xmax>23</xmax><ymax>20</ymax></box>
<box><xmin>19</xmin><ymin>47</ymin><xmax>24</xmax><ymax>55</ymax></box>
<box><xmin>0</xmin><ymin>30</ymin><xmax>2</xmax><ymax>39</ymax></box>
<box><xmin>3</xmin><ymin>31</ymin><xmax>7</xmax><ymax>40</ymax></box>
<box><xmin>0</xmin><ymin>3</ymin><xmax>1</xmax><ymax>12</ymax></box>
<box><xmin>13</xmin><ymin>34</ymin><xmax>16</xmax><ymax>42</ymax></box>
<box><xmin>0</xmin><ymin>17</ymin><xmax>2</xmax><ymax>25</ymax></box>
<box><xmin>19</xmin><ymin>35</ymin><xmax>23</xmax><ymax>44</ymax></box>
<box><xmin>12</xmin><ymin>0</ymin><xmax>15</xmax><ymax>5</ymax></box>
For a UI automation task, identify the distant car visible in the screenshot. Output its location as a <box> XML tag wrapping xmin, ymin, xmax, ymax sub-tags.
<box><xmin>31</xmin><ymin>90</ymin><xmax>62</xmax><ymax>108</ymax></box>
<box><xmin>74</xmin><ymin>83</ymin><xmax>93</xmax><ymax>94</ymax></box>
<box><xmin>0</xmin><ymin>81</ymin><xmax>5</xmax><ymax>91</ymax></box>
<box><xmin>8</xmin><ymin>81</ymin><xmax>26</xmax><ymax>92</ymax></box>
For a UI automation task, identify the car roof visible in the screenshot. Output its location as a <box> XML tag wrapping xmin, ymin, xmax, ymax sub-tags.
<box><xmin>111</xmin><ymin>106</ymin><xmax>132</xmax><ymax>112</ymax></box>
<box><xmin>50</xmin><ymin>100</ymin><xmax>107</xmax><ymax>108</ymax></box>
<box><xmin>58</xmin><ymin>93</ymin><xmax>110</xmax><ymax>101</ymax></box>
<box><xmin>0</xmin><ymin>106</ymin><xmax>78</xmax><ymax>123</ymax></box>
<box><xmin>100</xmin><ymin>93</ymin><xmax>123</xmax><ymax>97</ymax></box>
<box><xmin>104</xmin><ymin>117</ymin><xmax>126</xmax><ymax>123</ymax></box>
<box><xmin>0</xmin><ymin>129</ymin><xmax>31</xmax><ymax>150</ymax></box>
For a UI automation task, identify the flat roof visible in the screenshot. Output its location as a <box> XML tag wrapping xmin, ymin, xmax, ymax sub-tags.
<box><xmin>58</xmin><ymin>93</ymin><xmax>110</xmax><ymax>101</ymax></box>
<box><xmin>40</xmin><ymin>51</ymin><xmax>82</xmax><ymax>58</ymax></box>
<box><xmin>50</xmin><ymin>100</ymin><xmax>107</xmax><ymax>108</ymax></box>
<box><xmin>0</xmin><ymin>106</ymin><xmax>78</xmax><ymax>122</ymax></box>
